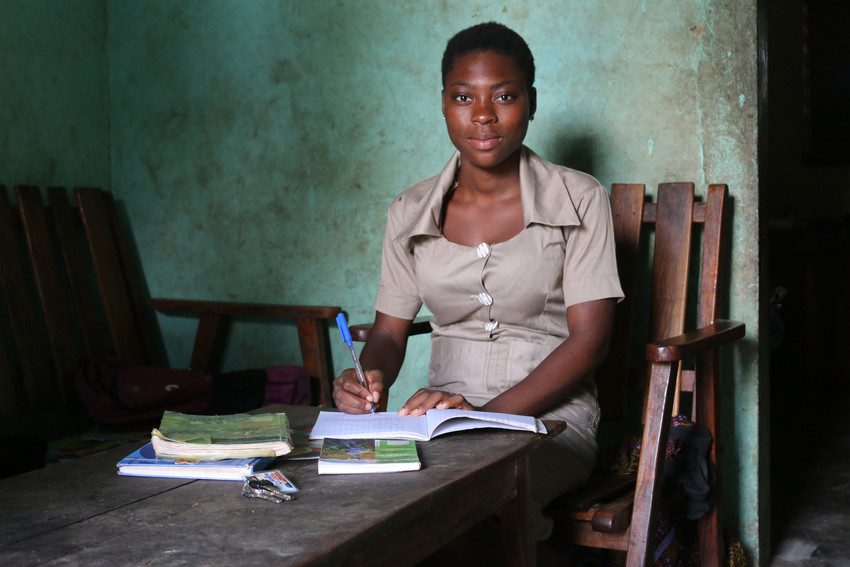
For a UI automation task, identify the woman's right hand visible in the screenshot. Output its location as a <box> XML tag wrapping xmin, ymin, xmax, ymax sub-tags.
<box><xmin>333</xmin><ymin>368</ymin><xmax>384</xmax><ymax>414</ymax></box>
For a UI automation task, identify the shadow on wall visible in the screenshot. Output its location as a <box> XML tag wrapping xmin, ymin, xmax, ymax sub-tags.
<box><xmin>551</xmin><ymin>133</ymin><xmax>598</xmax><ymax>178</ymax></box>
<box><xmin>112</xmin><ymin>200</ymin><xmax>170</xmax><ymax>367</ymax></box>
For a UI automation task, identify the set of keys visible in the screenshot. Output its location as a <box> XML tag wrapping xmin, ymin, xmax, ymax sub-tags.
<box><xmin>241</xmin><ymin>474</ymin><xmax>296</xmax><ymax>503</ymax></box>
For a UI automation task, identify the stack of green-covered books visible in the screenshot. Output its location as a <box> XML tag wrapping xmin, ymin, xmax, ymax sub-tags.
<box><xmin>151</xmin><ymin>411</ymin><xmax>294</xmax><ymax>460</ymax></box>
<box><xmin>116</xmin><ymin>411</ymin><xmax>294</xmax><ymax>481</ymax></box>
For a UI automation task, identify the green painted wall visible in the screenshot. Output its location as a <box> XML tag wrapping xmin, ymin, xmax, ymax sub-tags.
<box><xmin>3</xmin><ymin>0</ymin><xmax>764</xmax><ymax>562</ymax></box>
<box><xmin>0</xmin><ymin>0</ymin><xmax>110</xmax><ymax>188</ymax></box>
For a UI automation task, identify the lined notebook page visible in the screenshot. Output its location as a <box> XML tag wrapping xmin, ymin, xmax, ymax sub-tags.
<box><xmin>425</xmin><ymin>409</ymin><xmax>535</xmax><ymax>428</ymax></box>
<box><xmin>309</xmin><ymin>412</ymin><xmax>429</xmax><ymax>440</ymax></box>
<box><xmin>310</xmin><ymin>410</ymin><xmax>545</xmax><ymax>440</ymax></box>
<box><xmin>426</xmin><ymin>410</ymin><xmax>545</xmax><ymax>437</ymax></box>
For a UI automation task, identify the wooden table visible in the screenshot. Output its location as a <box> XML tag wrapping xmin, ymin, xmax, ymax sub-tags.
<box><xmin>0</xmin><ymin>405</ymin><xmax>563</xmax><ymax>566</ymax></box>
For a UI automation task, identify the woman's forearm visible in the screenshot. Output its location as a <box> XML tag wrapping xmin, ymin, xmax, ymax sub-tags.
<box><xmin>359</xmin><ymin>311</ymin><xmax>412</xmax><ymax>391</ymax></box>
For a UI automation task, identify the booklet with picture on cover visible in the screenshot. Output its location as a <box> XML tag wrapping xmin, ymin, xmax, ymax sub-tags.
<box><xmin>279</xmin><ymin>429</ymin><xmax>323</xmax><ymax>460</ymax></box>
<box><xmin>309</xmin><ymin>409</ymin><xmax>546</xmax><ymax>441</ymax></box>
<box><xmin>318</xmin><ymin>438</ymin><xmax>421</xmax><ymax>474</ymax></box>
<box><xmin>117</xmin><ymin>443</ymin><xmax>273</xmax><ymax>480</ymax></box>
<box><xmin>151</xmin><ymin>411</ymin><xmax>293</xmax><ymax>461</ymax></box>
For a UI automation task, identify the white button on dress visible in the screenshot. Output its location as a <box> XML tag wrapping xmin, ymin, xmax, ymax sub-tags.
<box><xmin>474</xmin><ymin>292</ymin><xmax>493</xmax><ymax>306</ymax></box>
<box><xmin>473</xmin><ymin>243</ymin><xmax>495</xmax><ymax>330</ymax></box>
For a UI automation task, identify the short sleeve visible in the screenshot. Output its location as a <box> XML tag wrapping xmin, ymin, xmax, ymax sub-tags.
<box><xmin>374</xmin><ymin>203</ymin><xmax>423</xmax><ymax>319</ymax></box>
<box><xmin>562</xmin><ymin>185</ymin><xmax>625</xmax><ymax>308</ymax></box>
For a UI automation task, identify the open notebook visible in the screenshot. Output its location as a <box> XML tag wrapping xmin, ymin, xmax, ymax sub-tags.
<box><xmin>309</xmin><ymin>409</ymin><xmax>547</xmax><ymax>441</ymax></box>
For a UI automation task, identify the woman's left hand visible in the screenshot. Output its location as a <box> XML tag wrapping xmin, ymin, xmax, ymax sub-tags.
<box><xmin>398</xmin><ymin>388</ymin><xmax>474</xmax><ymax>416</ymax></box>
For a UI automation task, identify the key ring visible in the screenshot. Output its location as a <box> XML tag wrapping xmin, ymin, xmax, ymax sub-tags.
<box><xmin>242</xmin><ymin>475</ymin><xmax>295</xmax><ymax>503</ymax></box>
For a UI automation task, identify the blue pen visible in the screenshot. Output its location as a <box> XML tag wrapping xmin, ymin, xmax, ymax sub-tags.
<box><xmin>335</xmin><ymin>312</ymin><xmax>375</xmax><ymax>413</ymax></box>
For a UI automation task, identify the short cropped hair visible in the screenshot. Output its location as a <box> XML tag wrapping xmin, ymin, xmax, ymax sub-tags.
<box><xmin>441</xmin><ymin>22</ymin><xmax>535</xmax><ymax>90</ymax></box>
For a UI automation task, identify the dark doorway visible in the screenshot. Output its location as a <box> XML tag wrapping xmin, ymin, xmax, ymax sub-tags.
<box><xmin>762</xmin><ymin>0</ymin><xmax>850</xmax><ymax>562</ymax></box>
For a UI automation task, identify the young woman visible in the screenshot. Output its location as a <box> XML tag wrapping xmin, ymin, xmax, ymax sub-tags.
<box><xmin>333</xmin><ymin>22</ymin><xmax>623</xmax><ymax>541</ymax></box>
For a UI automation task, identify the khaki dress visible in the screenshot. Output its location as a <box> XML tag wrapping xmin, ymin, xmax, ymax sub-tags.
<box><xmin>375</xmin><ymin>147</ymin><xmax>624</xmax><ymax>539</ymax></box>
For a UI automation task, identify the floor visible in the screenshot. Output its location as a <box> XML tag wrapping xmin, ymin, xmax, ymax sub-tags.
<box><xmin>769</xmin><ymin>388</ymin><xmax>850</xmax><ymax>566</ymax></box>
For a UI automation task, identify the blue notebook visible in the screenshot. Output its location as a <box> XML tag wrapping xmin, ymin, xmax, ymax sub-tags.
<box><xmin>116</xmin><ymin>443</ymin><xmax>273</xmax><ymax>481</ymax></box>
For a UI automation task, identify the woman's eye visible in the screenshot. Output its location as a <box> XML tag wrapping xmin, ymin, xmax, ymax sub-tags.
<box><xmin>454</xmin><ymin>94</ymin><xmax>471</xmax><ymax>103</ymax></box>
<box><xmin>496</xmin><ymin>94</ymin><xmax>515</xmax><ymax>102</ymax></box>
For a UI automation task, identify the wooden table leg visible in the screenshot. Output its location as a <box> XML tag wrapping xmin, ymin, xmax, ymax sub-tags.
<box><xmin>499</xmin><ymin>453</ymin><xmax>535</xmax><ymax>566</ymax></box>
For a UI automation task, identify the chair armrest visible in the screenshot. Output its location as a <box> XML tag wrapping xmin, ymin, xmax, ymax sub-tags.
<box><xmin>546</xmin><ymin>472</ymin><xmax>635</xmax><ymax>534</ymax></box>
<box><xmin>349</xmin><ymin>315</ymin><xmax>433</xmax><ymax>342</ymax></box>
<box><xmin>591</xmin><ymin>491</ymin><xmax>635</xmax><ymax>533</ymax></box>
<box><xmin>150</xmin><ymin>298</ymin><xmax>341</xmax><ymax>320</ymax></box>
<box><xmin>150</xmin><ymin>298</ymin><xmax>341</xmax><ymax>406</ymax></box>
<box><xmin>646</xmin><ymin>319</ymin><xmax>745</xmax><ymax>362</ymax></box>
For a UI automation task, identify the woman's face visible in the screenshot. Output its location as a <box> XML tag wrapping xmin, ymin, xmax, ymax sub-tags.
<box><xmin>442</xmin><ymin>50</ymin><xmax>536</xmax><ymax>173</ymax></box>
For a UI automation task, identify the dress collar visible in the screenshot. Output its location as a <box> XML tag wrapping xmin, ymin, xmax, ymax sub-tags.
<box><xmin>395</xmin><ymin>147</ymin><xmax>581</xmax><ymax>243</ymax></box>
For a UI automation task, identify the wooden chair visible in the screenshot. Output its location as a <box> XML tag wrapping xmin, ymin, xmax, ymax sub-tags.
<box><xmin>543</xmin><ymin>182</ymin><xmax>745</xmax><ymax>566</ymax></box>
<box><xmin>0</xmin><ymin>185</ymin><xmax>341</xmax><ymax>438</ymax></box>
<box><xmin>351</xmin><ymin>182</ymin><xmax>745</xmax><ymax>566</ymax></box>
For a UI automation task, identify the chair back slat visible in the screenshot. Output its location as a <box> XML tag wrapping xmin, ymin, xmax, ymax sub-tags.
<box><xmin>0</xmin><ymin>187</ymin><xmax>60</xmax><ymax>410</ymax></box>
<box><xmin>76</xmin><ymin>187</ymin><xmax>145</xmax><ymax>363</ymax></box>
<box><xmin>48</xmin><ymin>187</ymin><xmax>112</xmax><ymax>362</ymax></box>
<box><xmin>598</xmin><ymin>184</ymin><xmax>645</xmax><ymax>420</ymax></box>
<box><xmin>297</xmin><ymin>317</ymin><xmax>335</xmax><ymax>407</ymax></box>
<box><xmin>103</xmin><ymin>192</ymin><xmax>165</xmax><ymax>365</ymax></box>
<box><xmin>649</xmin><ymin>183</ymin><xmax>695</xmax><ymax>342</ymax></box>
<box><xmin>16</xmin><ymin>186</ymin><xmax>80</xmax><ymax>401</ymax></box>
<box><xmin>697</xmin><ymin>185</ymin><xmax>728</xmax><ymax>327</ymax></box>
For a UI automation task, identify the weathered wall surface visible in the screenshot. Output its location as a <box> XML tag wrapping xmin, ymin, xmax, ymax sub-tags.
<box><xmin>101</xmin><ymin>0</ymin><xmax>760</xmax><ymax>561</ymax></box>
<box><xmin>0</xmin><ymin>0</ymin><xmax>110</xmax><ymax>188</ymax></box>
